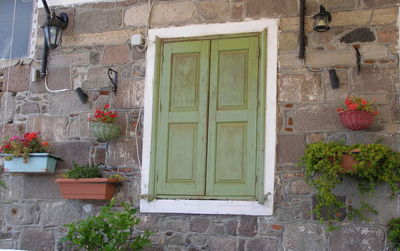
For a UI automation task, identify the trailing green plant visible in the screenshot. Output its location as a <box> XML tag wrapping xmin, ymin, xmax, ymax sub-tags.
<box><xmin>388</xmin><ymin>217</ymin><xmax>400</xmax><ymax>250</ymax></box>
<box><xmin>0</xmin><ymin>180</ymin><xmax>6</xmax><ymax>189</ymax></box>
<box><xmin>63</xmin><ymin>162</ymin><xmax>101</xmax><ymax>179</ymax></box>
<box><xmin>301</xmin><ymin>141</ymin><xmax>400</xmax><ymax>224</ymax></box>
<box><xmin>61</xmin><ymin>198</ymin><xmax>151</xmax><ymax>251</ymax></box>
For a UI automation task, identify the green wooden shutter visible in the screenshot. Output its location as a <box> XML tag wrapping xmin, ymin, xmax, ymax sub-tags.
<box><xmin>155</xmin><ymin>40</ymin><xmax>210</xmax><ymax>196</ymax></box>
<box><xmin>206</xmin><ymin>36</ymin><xmax>259</xmax><ymax>198</ymax></box>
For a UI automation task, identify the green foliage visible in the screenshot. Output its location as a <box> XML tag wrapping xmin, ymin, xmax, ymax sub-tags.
<box><xmin>301</xmin><ymin>141</ymin><xmax>400</xmax><ymax>224</ymax></box>
<box><xmin>64</xmin><ymin>162</ymin><xmax>101</xmax><ymax>179</ymax></box>
<box><xmin>388</xmin><ymin>218</ymin><xmax>400</xmax><ymax>249</ymax></box>
<box><xmin>61</xmin><ymin>199</ymin><xmax>151</xmax><ymax>251</ymax></box>
<box><xmin>0</xmin><ymin>180</ymin><xmax>6</xmax><ymax>189</ymax></box>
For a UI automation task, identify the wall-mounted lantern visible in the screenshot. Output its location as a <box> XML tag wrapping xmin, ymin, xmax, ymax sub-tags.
<box><xmin>40</xmin><ymin>0</ymin><xmax>68</xmax><ymax>77</ymax></box>
<box><xmin>313</xmin><ymin>5</ymin><xmax>331</xmax><ymax>32</ymax></box>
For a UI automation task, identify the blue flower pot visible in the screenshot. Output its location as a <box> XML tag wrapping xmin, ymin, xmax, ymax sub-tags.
<box><xmin>2</xmin><ymin>153</ymin><xmax>61</xmax><ymax>173</ymax></box>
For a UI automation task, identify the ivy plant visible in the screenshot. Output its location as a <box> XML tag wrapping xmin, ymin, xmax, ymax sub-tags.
<box><xmin>388</xmin><ymin>217</ymin><xmax>400</xmax><ymax>250</ymax></box>
<box><xmin>61</xmin><ymin>199</ymin><xmax>151</xmax><ymax>251</ymax></box>
<box><xmin>301</xmin><ymin>141</ymin><xmax>400</xmax><ymax>224</ymax></box>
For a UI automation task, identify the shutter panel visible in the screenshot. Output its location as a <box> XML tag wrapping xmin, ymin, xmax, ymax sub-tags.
<box><xmin>206</xmin><ymin>37</ymin><xmax>259</xmax><ymax>198</ymax></box>
<box><xmin>155</xmin><ymin>40</ymin><xmax>210</xmax><ymax>196</ymax></box>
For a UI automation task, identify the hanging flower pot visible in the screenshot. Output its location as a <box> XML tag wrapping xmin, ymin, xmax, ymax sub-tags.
<box><xmin>341</xmin><ymin>148</ymin><xmax>360</xmax><ymax>173</ymax></box>
<box><xmin>89</xmin><ymin>104</ymin><xmax>120</xmax><ymax>142</ymax></box>
<box><xmin>337</xmin><ymin>97</ymin><xmax>378</xmax><ymax>131</ymax></box>
<box><xmin>55</xmin><ymin>178</ymin><xmax>119</xmax><ymax>200</ymax></box>
<box><xmin>90</xmin><ymin>122</ymin><xmax>120</xmax><ymax>142</ymax></box>
<box><xmin>338</xmin><ymin>110</ymin><xmax>375</xmax><ymax>131</ymax></box>
<box><xmin>3</xmin><ymin>153</ymin><xmax>61</xmax><ymax>173</ymax></box>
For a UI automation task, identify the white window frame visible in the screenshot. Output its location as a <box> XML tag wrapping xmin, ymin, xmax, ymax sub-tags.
<box><xmin>141</xmin><ymin>19</ymin><xmax>278</xmax><ymax>216</ymax></box>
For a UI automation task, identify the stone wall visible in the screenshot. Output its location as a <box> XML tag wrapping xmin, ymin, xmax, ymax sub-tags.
<box><xmin>0</xmin><ymin>0</ymin><xmax>399</xmax><ymax>250</ymax></box>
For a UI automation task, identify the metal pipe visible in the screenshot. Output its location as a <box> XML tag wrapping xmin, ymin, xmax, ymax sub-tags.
<box><xmin>41</xmin><ymin>0</ymin><xmax>51</xmax><ymax>16</ymax></box>
<box><xmin>298</xmin><ymin>0</ymin><xmax>305</xmax><ymax>59</ymax></box>
<box><xmin>40</xmin><ymin>40</ymin><xmax>48</xmax><ymax>78</ymax></box>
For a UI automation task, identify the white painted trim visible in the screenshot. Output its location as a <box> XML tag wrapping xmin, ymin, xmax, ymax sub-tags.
<box><xmin>141</xmin><ymin>19</ymin><xmax>278</xmax><ymax>216</ymax></box>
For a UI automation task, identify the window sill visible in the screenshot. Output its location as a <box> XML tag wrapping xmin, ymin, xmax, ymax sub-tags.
<box><xmin>140</xmin><ymin>198</ymin><xmax>273</xmax><ymax>216</ymax></box>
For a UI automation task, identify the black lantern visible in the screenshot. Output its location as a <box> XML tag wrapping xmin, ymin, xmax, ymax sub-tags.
<box><xmin>313</xmin><ymin>5</ymin><xmax>331</xmax><ymax>32</ymax></box>
<box><xmin>42</xmin><ymin>11</ymin><xmax>68</xmax><ymax>49</ymax></box>
<box><xmin>40</xmin><ymin>0</ymin><xmax>68</xmax><ymax>77</ymax></box>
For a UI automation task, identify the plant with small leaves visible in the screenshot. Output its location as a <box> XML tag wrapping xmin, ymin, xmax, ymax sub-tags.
<box><xmin>89</xmin><ymin>104</ymin><xmax>119</xmax><ymax>124</ymax></box>
<box><xmin>388</xmin><ymin>217</ymin><xmax>400</xmax><ymax>250</ymax></box>
<box><xmin>301</xmin><ymin>141</ymin><xmax>400</xmax><ymax>226</ymax></box>
<box><xmin>63</xmin><ymin>162</ymin><xmax>101</xmax><ymax>179</ymax></box>
<box><xmin>61</xmin><ymin>198</ymin><xmax>151</xmax><ymax>251</ymax></box>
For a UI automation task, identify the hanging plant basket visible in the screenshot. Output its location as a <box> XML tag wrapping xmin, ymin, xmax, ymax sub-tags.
<box><xmin>55</xmin><ymin>178</ymin><xmax>119</xmax><ymax>200</ymax></box>
<box><xmin>2</xmin><ymin>153</ymin><xmax>61</xmax><ymax>174</ymax></box>
<box><xmin>338</xmin><ymin>110</ymin><xmax>375</xmax><ymax>131</ymax></box>
<box><xmin>90</xmin><ymin>122</ymin><xmax>120</xmax><ymax>142</ymax></box>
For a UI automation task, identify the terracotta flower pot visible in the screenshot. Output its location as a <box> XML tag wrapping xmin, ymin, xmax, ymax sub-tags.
<box><xmin>338</xmin><ymin>110</ymin><xmax>375</xmax><ymax>131</ymax></box>
<box><xmin>55</xmin><ymin>178</ymin><xmax>119</xmax><ymax>200</ymax></box>
<box><xmin>341</xmin><ymin>149</ymin><xmax>360</xmax><ymax>173</ymax></box>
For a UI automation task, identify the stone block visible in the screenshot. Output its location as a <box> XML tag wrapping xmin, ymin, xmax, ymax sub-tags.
<box><xmin>39</xmin><ymin>201</ymin><xmax>82</xmax><ymax>226</ymax></box>
<box><xmin>106</xmin><ymin>138</ymin><xmax>140</xmax><ymax>167</ymax></box>
<box><xmin>3</xmin><ymin>65</ymin><xmax>29</xmax><ymax>93</ymax></box>
<box><xmin>223</xmin><ymin>219</ymin><xmax>237</xmax><ymax>236</ymax></box>
<box><xmin>101</xmin><ymin>45</ymin><xmax>131</xmax><ymax>65</ymax></box>
<box><xmin>352</xmin><ymin>65</ymin><xmax>398</xmax><ymax>93</ymax></box>
<box><xmin>22</xmin><ymin>175</ymin><xmax>62</xmax><ymax>199</ymax></box>
<box><xmin>19</xmin><ymin>228</ymin><xmax>55</xmax><ymax>251</ymax></box>
<box><xmin>279</xmin><ymin>32</ymin><xmax>298</xmax><ymax>51</ymax></box>
<box><xmin>160</xmin><ymin>217</ymin><xmax>188</xmax><ymax>232</ymax></box>
<box><xmin>324</xmin><ymin>69</ymin><xmax>348</xmax><ymax>102</ymax></box>
<box><xmin>187</xmin><ymin>234</ymin><xmax>207</xmax><ymax>247</ymax></box>
<box><xmin>238</xmin><ymin>216</ymin><xmax>257</xmax><ymax>237</ymax></box>
<box><xmin>0</xmin><ymin>92</ymin><xmax>16</xmax><ymax>123</ymax></box>
<box><xmin>247</xmin><ymin>0</ymin><xmax>297</xmax><ymax>17</ymax></box>
<box><xmin>20</xmin><ymin>102</ymin><xmax>40</xmax><ymax>115</ymax></box>
<box><xmin>279</xmin><ymin>17</ymin><xmax>299</xmax><ymax>31</ymax></box>
<box><xmin>363</xmin><ymin>0</ymin><xmax>400</xmax><ymax>8</ymax></box>
<box><xmin>329</xmin><ymin>226</ymin><xmax>385</xmax><ymax>251</ymax></box>
<box><xmin>151</xmin><ymin>1</ymin><xmax>196</xmax><ymax>26</ymax></box>
<box><xmin>330</xmin><ymin>10</ymin><xmax>372</xmax><ymax>27</ymax></box>
<box><xmin>166</xmin><ymin>232</ymin><xmax>186</xmax><ymax>247</ymax></box>
<box><xmin>49</xmin><ymin>52</ymin><xmax>90</xmax><ymax>66</ymax></box>
<box><xmin>305</xmin><ymin>50</ymin><xmax>355</xmax><ymax>67</ymax></box>
<box><xmin>282</xmin><ymin>222</ymin><xmax>325</xmax><ymax>251</ymax></box>
<box><xmin>231</xmin><ymin>3</ymin><xmax>243</xmax><ymax>20</ymax></box>
<box><xmin>114</xmin><ymin>79</ymin><xmax>144</xmax><ymax>109</ymax></box>
<box><xmin>0</xmin><ymin>240</ymin><xmax>13</xmax><ymax>249</ymax></box>
<box><xmin>124</xmin><ymin>4</ymin><xmax>149</xmax><ymax>27</ymax></box>
<box><xmin>371</xmin><ymin>7</ymin><xmax>398</xmax><ymax>25</ymax></box>
<box><xmin>62</xmin><ymin>30</ymin><xmax>139</xmax><ymax>47</ymax></box>
<box><xmin>278</xmin><ymin>53</ymin><xmax>303</xmax><ymax>68</ymax></box>
<box><xmin>76</xmin><ymin>8</ymin><xmax>122</xmax><ymax>33</ymax></box>
<box><xmin>378</xmin><ymin>27</ymin><xmax>398</xmax><ymax>43</ymax></box>
<box><xmin>306</xmin><ymin>0</ymin><xmax>356</xmax><ymax>12</ymax></box>
<box><xmin>289</xmin><ymin>179</ymin><xmax>312</xmax><ymax>195</ymax></box>
<box><xmin>198</xmin><ymin>0</ymin><xmax>230</xmax><ymax>22</ymax></box>
<box><xmin>244</xmin><ymin>237</ymin><xmax>279</xmax><ymax>251</ymax></box>
<box><xmin>137</xmin><ymin>214</ymin><xmax>160</xmax><ymax>232</ymax></box>
<box><xmin>51</xmin><ymin>141</ymin><xmax>92</xmax><ymax>169</ymax></box>
<box><xmin>361</xmin><ymin>45</ymin><xmax>389</xmax><ymax>59</ymax></box>
<box><xmin>277</xmin><ymin>134</ymin><xmax>305</xmax><ymax>164</ymax></box>
<box><xmin>189</xmin><ymin>217</ymin><xmax>210</xmax><ymax>233</ymax></box>
<box><xmin>0</xmin><ymin>175</ymin><xmax>22</xmax><ymax>202</ymax></box>
<box><xmin>0</xmin><ymin>123</ymin><xmax>24</xmax><ymax>138</ymax></box>
<box><xmin>291</xmin><ymin>105</ymin><xmax>343</xmax><ymax>131</ymax></box>
<box><xmin>39</xmin><ymin>66</ymin><xmax>72</xmax><ymax>92</ymax></box>
<box><xmin>278</xmin><ymin>73</ymin><xmax>323</xmax><ymax>102</ymax></box>
<box><xmin>310</xmin><ymin>29</ymin><xmax>333</xmax><ymax>46</ymax></box>
<box><xmin>6</xmin><ymin>202</ymin><xmax>37</xmax><ymax>225</ymax></box>
<box><xmin>26</xmin><ymin>116</ymin><xmax>68</xmax><ymax>142</ymax></box>
<box><xmin>49</xmin><ymin>91</ymin><xmax>90</xmax><ymax>114</ymax></box>
<box><xmin>207</xmin><ymin>236</ymin><xmax>236</xmax><ymax>251</ymax></box>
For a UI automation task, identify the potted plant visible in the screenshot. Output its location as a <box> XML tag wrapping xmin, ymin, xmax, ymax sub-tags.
<box><xmin>61</xmin><ymin>198</ymin><xmax>151</xmax><ymax>250</ymax></box>
<box><xmin>388</xmin><ymin>217</ymin><xmax>400</xmax><ymax>251</ymax></box>
<box><xmin>0</xmin><ymin>132</ymin><xmax>61</xmax><ymax>173</ymax></box>
<box><xmin>89</xmin><ymin>104</ymin><xmax>120</xmax><ymax>142</ymax></box>
<box><xmin>301</xmin><ymin>141</ymin><xmax>400</xmax><ymax>224</ymax></box>
<box><xmin>55</xmin><ymin>163</ymin><xmax>121</xmax><ymax>200</ymax></box>
<box><xmin>337</xmin><ymin>96</ymin><xmax>378</xmax><ymax>131</ymax></box>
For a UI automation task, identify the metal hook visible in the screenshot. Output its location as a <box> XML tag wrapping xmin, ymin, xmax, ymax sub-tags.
<box><xmin>107</xmin><ymin>68</ymin><xmax>118</xmax><ymax>93</ymax></box>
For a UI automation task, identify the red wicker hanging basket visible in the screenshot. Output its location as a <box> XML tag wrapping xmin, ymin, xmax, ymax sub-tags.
<box><xmin>338</xmin><ymin>110</ymin><xmax>375</xmax><ymax>131</ymax></box>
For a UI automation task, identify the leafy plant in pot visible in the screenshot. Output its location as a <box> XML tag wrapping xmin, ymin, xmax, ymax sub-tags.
<box><xmin>337</xmin><ymin>96</ymin><xmax>378</xmax><ymax>131</ymax></box>
<box><xmin>0</xmin><ymin>132</ymin><xmax>61</xmax><ymax>173</ymax></box>
<box><xmin>89</xmin><ymin>104</ymin><xmax>120</xmax><ymax>142</ymax></box>
<box><xmin>301</xmin><ymin>141</ymin><xmax>400</xmax><ymax>225</ymax></box>
<box><xmin>61</xmin><ymin>198</ymin><xmax>152</xmax><ymax>251</ymax></box>
<box><xmin>55</xmin><ymin>163</ymin><xmax>122</xmax><ymax>200</ymax></box>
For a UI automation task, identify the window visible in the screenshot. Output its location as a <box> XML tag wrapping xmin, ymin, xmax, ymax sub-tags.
<box><xmin>0</xmin><ymin>0</ymin><xmax>34</xmax><ymax>60</ymax></box>
<box><xmin>141</xmin><ymin>20</ymin><xmax>278</xmax><ymax>215</ymax></box>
